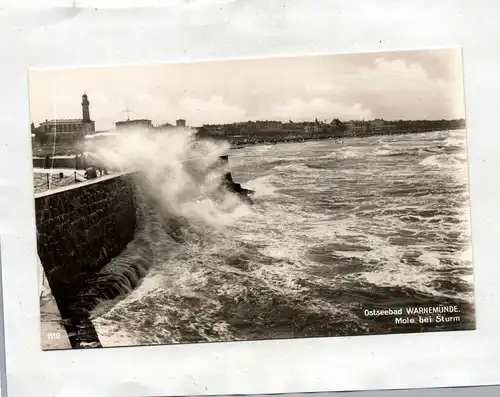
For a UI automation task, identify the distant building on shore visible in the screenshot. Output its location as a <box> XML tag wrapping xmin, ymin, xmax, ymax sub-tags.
<box><xmin>254</xmin><ymin>121</ymin><xmax>282</xmax><ymax>134</ymax></box>
<box><xmin>33</xmin><ymin>93</ymin><xmax>96</xmax><ymax>145</ymax></box>
<box><xmin>161</xmin><ymin>119</ymin><xmax>189</xmax><ymax>131</ymax></box>
<box><xmin>370</xmin><ymin>119</ymin><xmax>385</xmax><ymax>130</ymax></box>
<box><xmin>282</xmin><ymin>121</ymin><xmax>305</xmax><ymax>134</ymax></box>
<box><xmin>345</xmin><ymin>120</ymin><xmax>368</xmax><ymax>136</ymax></box>
<box><xmin>115</xmin><ymin>119</ymin><xmax>153</xmax><ymax>131</ymax></box>
<box><xmin>153</xmin><ymin>122</ymin><xmax>175</xmax><ymax>132</ymax></box>
<box><xmin>199</xmin><ymin>124</ymin><xmax>225</xmax><ymax>136</ymax></box>
<box><xmin>368</xmin><ymin>119</ymin><xmax>397</xmax><ymax>134</ymax></box>
<box><xmin>113</xmin><ymin>117</ymin><xmax>190</xmax><ymax>133</ymax></box>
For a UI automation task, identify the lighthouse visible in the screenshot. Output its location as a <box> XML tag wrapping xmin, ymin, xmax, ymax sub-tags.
<box><xmin>80</xmin><ymin>93</ymin><xmax>95</xmax><ymax>135</ymax></box>
<box><xmin>82</xmin><ymin>93</ymin><xmax>90</xmax><ymax>122</ymax></box>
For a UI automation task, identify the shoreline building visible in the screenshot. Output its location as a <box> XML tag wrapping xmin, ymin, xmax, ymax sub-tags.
<box><xmin>345</xmin><ymin>120</ymin><xmax>369</xmax><ymax>136</ymax></box>
<box><xmin>254</xmin><ymin>121</ymin><xmax>282</xmax><ymax>136</ymax></box>
<box><xmin>115</xmin><ymin>119</ymin><xmax>154</xmax><ymax>131</ymax></box>
<box><xmin>34</xmin><ymin>93</ymin><xmax>96</xmax><ymax>145</ymax></box>
<box><xmin>113</xmin><ymin>117</ymin><xmax>190</xmax><ymax>133</ymax></box>
<box><xmin>155</xmin><ymin>122</ymin><xmax>177</xmax><ymax>133</ymax></box>
<box><xmin>367</xmin><ymin>119</ymin><xmax>397</xmax><ymax>134</ymax></box>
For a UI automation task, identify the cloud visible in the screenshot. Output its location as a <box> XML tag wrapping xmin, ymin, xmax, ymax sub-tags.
<box><xmin>28</xmin><ymin>49</ymin><xmax>465</xmax><ymax>129</ymax></box>
<box><xmin>335</xmin><ymin>57</ymin><xmax>465</xmax><ymax>120</ymax></box>
<box><xmin>268</xmin><ymin>98</ymin><xmax>373</xmax><ymax>122</ymax></box>
<box><xmin>173</xmin><ymin>95</ymin><xmax>247</xmax><ymax>125</ymax></box>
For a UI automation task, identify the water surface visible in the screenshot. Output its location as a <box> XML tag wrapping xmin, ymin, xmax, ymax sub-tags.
<box><xmin>92</xmin><ymin>130</ymin><xmax>474</xmax><ymax>346</ymax></box>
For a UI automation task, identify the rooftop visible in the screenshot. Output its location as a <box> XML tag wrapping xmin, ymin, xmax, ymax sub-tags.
<box><xmin>40</xmin><ymin>119</ymin><xmax>86</xmax><ymax>124</ymax></box>
<box><xmin>116</xmin><ymin>119</ymin><xmax>152</xmax><ymax>124</ymax></box>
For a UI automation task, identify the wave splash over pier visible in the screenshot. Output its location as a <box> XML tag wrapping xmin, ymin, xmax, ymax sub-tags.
<box><xmin>75</xmin><ymin>128</ymin><xmax>252</xmax><ymax>338</ymax></box>
<box><xmin>85</xmin><ymin>128</ymin><xmax>474</xmax><ymax>347</ymax></box>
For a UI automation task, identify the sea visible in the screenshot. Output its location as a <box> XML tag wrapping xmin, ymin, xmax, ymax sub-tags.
<box><xmin>90</xmin><ymin>129</ymin><xmax>475</xmax><ymax>347</ymax></box>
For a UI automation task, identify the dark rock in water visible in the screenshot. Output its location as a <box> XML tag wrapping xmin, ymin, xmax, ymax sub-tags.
<box><xmin>221</xmin><ymin>172</ymin><xmax>254</xmax><ymax>204</ymax></box>
<box><xmin>218</xmin><ymin>155</ymin><xmax>255</xmax><ymax>204</ymax></box>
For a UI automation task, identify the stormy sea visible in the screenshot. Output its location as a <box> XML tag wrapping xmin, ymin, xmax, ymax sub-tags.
<box><xmin>90</xmin><ymin>129</ymin><xmax>474</xmax><ymax>347</ymax></box>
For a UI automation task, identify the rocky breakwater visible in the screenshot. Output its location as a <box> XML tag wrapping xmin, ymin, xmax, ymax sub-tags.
<box><xmin>218</xmin><ymin>155</ymin><xmax>255</xmax><ymax>204</ymax></box>
<box><xmin>35</xmin><ymin>172</ymin><xmax>137</xmax><ymax>348</ymax></box>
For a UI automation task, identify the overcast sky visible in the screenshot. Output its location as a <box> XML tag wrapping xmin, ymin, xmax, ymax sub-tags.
<box><xmin>28</xmin><ymin>48</ymin><xmax>465</xmax><ymax>130</ymax></box>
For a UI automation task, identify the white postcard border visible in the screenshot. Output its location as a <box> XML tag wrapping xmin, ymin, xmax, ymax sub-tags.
<box><xmin>1</xmin><ymin>2</ymin><xmax>500</xmax><ymax>396</ymax></box>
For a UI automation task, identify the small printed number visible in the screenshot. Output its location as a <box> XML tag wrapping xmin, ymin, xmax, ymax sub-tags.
<box><xmin>47</xmin><ymin>332</ymin><xmax>61</xmax><ymax>340</ymax></box>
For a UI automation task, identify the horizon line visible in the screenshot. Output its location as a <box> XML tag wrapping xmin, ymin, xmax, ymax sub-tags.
<box><xmin>32</xmin><ymin>116</ymin><xmax>467</xmax><ymax>129</ymax></box>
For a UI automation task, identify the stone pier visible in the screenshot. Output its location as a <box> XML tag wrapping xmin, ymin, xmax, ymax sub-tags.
<box><xmin>35</xmin><ymin>172</ymin><xmax>137</xmax><ymax>349</ymax></box>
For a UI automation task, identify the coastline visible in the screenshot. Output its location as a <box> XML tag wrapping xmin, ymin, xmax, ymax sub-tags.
<box><xmin>229</xmin><ymin>126</ymin><xmax>465</xmax><ymax>149</ymax></box>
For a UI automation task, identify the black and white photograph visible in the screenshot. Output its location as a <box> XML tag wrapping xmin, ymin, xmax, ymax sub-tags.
<box><xmin>30</xmin><ymin>48</ymin><xmax>474</xmax><ymax>350</ymax></box>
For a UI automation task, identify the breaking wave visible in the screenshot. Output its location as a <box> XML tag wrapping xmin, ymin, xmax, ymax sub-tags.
<box><xmin>75</xmin><ymin>128</ymin><xmax>254</xmax><ymax>317</ymax></box>
<box><xmin>92</xmin><ymin>127</ymin><xmax>252</xmax><ymax>228</ymax></box>
<box><xmin>84</xmin><ymin>128</ymin><xmax>474</xmax><ymax>347</ymax></box>
<box><xmin>420</xmin><ymin>153</ymin><xmax>468</xmax><ymax>168</ymax></box>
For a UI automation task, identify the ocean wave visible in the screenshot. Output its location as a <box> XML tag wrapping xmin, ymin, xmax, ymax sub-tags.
<box><xmin>243</xmin><ymin>174</ymin><xmax>277</xmax><ymax>198</ymax></box>
<box><xmin>419</xmin><ymin>153</ymin><xmax>467</xmax><ymax>168</ymax></box>
<box><xmin>340</xmin><ymin>149</ymin><xmax>359</xmax><ymax>159</ymax></box>
<box><xmin>87</xmin><ymin>129</ymin><xmax>473</xmax><ymax>347</ymax></box>
<box><xmin>375</xmin><ymin>149</ymin><xmax>391</xmax><ymax>156</ymax></box>
<box><xmin>384</xmin><ymin>147</ymin><xmax>438</xmax><ymax>158</ymax></box>
<box><xmin>444</xmin><ymin>136</ymin><xmax>465</xmax><ymax>148</ymax></box>
<box><xmin>272</xmin><ymin>162</ymin><xmax>310</xmax><ymax>173</ymax></box>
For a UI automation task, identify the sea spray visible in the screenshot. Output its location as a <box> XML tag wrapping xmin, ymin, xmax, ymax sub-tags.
<box><xmin>91</xmin><ymin>127</ymin><xmax>252</xmax><ymax>228</ymax></box>
<box><xmin>88</xmin><ymin>129</ymin><xmax>475</xmax><ymax>346</ymax></box>
<box><xmin>70</xmin><ymin>127</ymin><xmax>253</xmax><ymax>322</ymax></box>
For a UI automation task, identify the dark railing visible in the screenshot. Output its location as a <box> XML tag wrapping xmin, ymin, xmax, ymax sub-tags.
<box><xmin>34</xmin><ymin>171</ymin><xmax>88</xmax><ymax>193</ymax></box>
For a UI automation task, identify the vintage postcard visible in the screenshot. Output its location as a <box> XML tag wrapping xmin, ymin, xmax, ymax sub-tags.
<box><xmin>28</xmin><ymin>48</ymin><xmax>474</xmax><ymax>350</ymax></box>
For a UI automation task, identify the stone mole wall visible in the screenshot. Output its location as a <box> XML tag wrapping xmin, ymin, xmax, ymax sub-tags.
<box><xmin>33</xmin><ymin>155</ymin><xmax>108</xmax><ymax>170</ymax></box>
<box><xmin>34</xmin><ymin>172</ymin><xmax>137</xmax><ymax>319</ymax></box>
<box><xmin>33</xmin><ymin>157</ymin><xmax>77</xmax><ymax>169</ymax></box>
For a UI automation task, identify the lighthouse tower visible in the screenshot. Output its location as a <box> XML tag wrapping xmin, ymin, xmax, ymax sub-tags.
<box><xmin>82</xmin><ymin>93</ymin><xmax>90</xmax><ymax>122</ymax></box>
<box><xmin>81</xmin><ymin>93</ymin><xmax>95</xmax><ymax>135</ymax></box>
